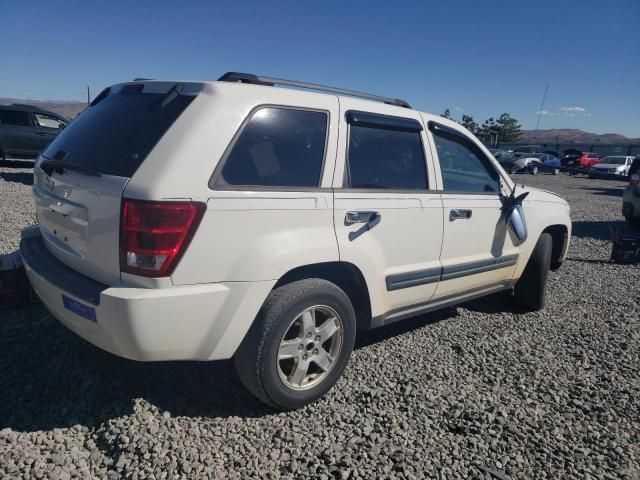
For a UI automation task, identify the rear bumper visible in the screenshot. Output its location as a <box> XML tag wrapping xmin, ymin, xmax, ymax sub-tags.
<box><xmin>20</xmin><ymin>228</ymin><xmax>275</xmax><ymax>361</ymax></box>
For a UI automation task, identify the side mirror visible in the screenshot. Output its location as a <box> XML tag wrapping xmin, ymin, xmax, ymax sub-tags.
<box><xmin>508</xmin><ymin>204</ymin><xmax>528</xmax><ymax>244</ymax></box>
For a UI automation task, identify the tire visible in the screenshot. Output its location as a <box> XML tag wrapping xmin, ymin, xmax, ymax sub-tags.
<box><xmin>531</xmin><ymin>166</ymin><xmax>539</xmax><ymax>175</ymax></box>
<box><xmin>234</xmin><ymin>278</ymin><xmax>356</xmax><ymax>410</ymax></box>
<box><xmin>513</xmin><ymin>233</ymin><xmax>552</xmax><ymax>311</ymax></box>
<box><xmin>553</xmin><ymin>168</ymin><xmax>560</xmax><ymax>175</ymax></box>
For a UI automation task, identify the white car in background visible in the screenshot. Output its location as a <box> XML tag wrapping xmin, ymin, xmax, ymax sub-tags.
<box><xmin>589</xmin><ymin>156</ymin><xmax>635</xmax><ymax>177</ymax></box>
<box><xmin>20</xmin><ymin>73</ymin><xmax>572</xmax><ymax>409</ymax></box>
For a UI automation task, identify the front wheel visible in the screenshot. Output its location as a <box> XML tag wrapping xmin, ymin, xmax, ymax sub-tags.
<box><xmin>234</xmin><ymin>278</ymin><xmax>356</xmax><ymax>410</ymax></box>
<box><xmin>513</xmin><ymin>233</ymin><xmax>552</xmax><ymax>310</ymax></box>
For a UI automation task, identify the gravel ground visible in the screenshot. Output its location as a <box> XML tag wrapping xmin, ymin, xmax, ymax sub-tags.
<box><xmin>0</xmin><ymin>162</ymin><xmax>639</xmax><ymax>479</ymax></box>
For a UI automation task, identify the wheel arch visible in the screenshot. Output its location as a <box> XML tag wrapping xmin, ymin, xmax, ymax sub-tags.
<box><xmin>274</xmin><ymin>261</ymin><xmax>372</xmax><ymax>330</ymax></box>
<box><xmin>542</xmin><ymin>224</ymin><xmax>569</xmax><ymax>270</ymax></box>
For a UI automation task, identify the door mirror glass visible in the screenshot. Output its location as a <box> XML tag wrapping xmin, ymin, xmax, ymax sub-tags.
<box><xmin>508</xmin><ymin>204</ymin><xmax>528</xmax><ymax>244</ymax></box>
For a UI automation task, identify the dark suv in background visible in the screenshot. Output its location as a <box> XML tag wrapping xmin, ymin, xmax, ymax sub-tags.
<box><xmin>0</xmin><ymin>104</ymin><xmax>69</xmax><ymax>161</ymax></box>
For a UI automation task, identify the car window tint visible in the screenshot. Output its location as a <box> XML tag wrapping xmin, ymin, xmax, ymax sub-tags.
<box><xmin>216</xmin><ymin>108</ymin><xmax>327</xmax><ymax>188</ymax></box>
<box><xmin>0</xmin><ymin>110</ymin><xmax>31</xmax><ymax>126</ymax></box>
<box><xmin>346</xmin><ymin>125</ymin><xmax>427</xmax><ymax>190</ymax></box>
<box><xmin>432</xmin><ymin>130</ymin><xmax>499</xmax><ymax>193</ymax></box>
<box><xmin>34</xmin><ymin>113</ymin><xmax>66</xmax><ymax>129</ymax></box>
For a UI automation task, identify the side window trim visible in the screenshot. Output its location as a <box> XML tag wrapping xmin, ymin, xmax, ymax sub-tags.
<box><xmin>345</xmin><ymin>110</ymin><xmax>423</xmax><ymax>133</ymax></box>
<box><xmin>428</xmin><ymin>121</ymin><xmax>502</xmax><ymax>195</ymax></box>
<box><xmin>209</xmin><ymin>104</ymin><xmax>330</xmax><ymax>191</ymax></box>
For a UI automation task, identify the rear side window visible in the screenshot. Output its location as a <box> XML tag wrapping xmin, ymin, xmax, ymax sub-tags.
<box><xmin>0</xmin><ymin>110</ymin><xmax>31</xmax><ymax>126</ymax></box>
<box><xmin>34</xmin><ymin>113</ymin><xmax>66</xmax><ymax>129</ymax></box>
<box><xmin>42</xmin><ymin>83</ymin><xmax>199</xmax><ymax>177</ymax></box>
<box><xmin>430</xmin><ymin>124</ymin><xmax>499</xmax><ymax>194</ymax></box>
<box><xmin>346</xmin><ymin>124</ymin><xmax>428</xmax><ymax>190</ymax></box>
<box><xmin>214</xmin><ymin>107</ymin><xmax>327</xmax><ymax>188</ymax></box>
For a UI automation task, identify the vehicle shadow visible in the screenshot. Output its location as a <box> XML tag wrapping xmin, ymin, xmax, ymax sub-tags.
<box><xmin>572</xmin><ymin>220</ymin><xmax>635</xmax><ymax>241</ymax></box>
<box><xmin>355</xmin><ymin>307</ymin><xmax>457</xmax><ymax>351</ymax></box>
<box><xmin>0</xmin><ymin>159</ymin><xmax>35</xmax><ymax>169</ymax></box>
<box><xmin>0</xmin><ymin>305</ymin><xmax>271</xmax><ymax>432</ymax></box>
<box><xmin>576</xmin><ymin>185</ymin><xmax>625</xmax><ymax>197</ymax></box>
<box><xmin>0</xmin><ymin>171</ymin><xmax>34</xmax><ymax>186</ymax></box>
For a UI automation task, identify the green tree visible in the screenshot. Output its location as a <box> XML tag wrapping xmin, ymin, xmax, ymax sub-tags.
<box><xmin>478</xmin><ymin>117</ymin><xmax>500</xmax><ymax>144</ymax></box>
<box><xmin>460</xmin><ymin>114</ymin><xmax>479</xmax><ymax>136</ymax></box>
<box><xmin>495</xmin><ymin>113</ymin><xmax>522</xmax><ymax>142</ymax></box>
<box><xmin>440</xmin><ymin>108</ymin><xmax>452</xmax><ymax>120</ymax></box>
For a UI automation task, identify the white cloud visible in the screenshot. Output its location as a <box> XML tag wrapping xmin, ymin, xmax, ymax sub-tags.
<box><xmin>560</xmin><ymin>106</ymin><xmax>586</xmax><ymax>112</ymax></box>
<box><xmin>536</xmin><ymin>110</ymin><xmax>557</xmax><ymax>116</ymax></box>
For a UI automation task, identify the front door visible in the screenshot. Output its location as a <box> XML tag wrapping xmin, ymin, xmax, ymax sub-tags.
<box><xmin>333</xmin><ymin>100</ymin><xmax>444</xmax><ymax>325</ymax></box>
<box><xmin>426</xmin><ymin>121</ymin><xmax>520</xmax><ymax>300</ymax></box>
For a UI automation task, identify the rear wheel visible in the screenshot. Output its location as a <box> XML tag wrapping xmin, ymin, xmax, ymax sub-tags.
<box><xmin>234</xmin><ymin>278</ymin><xmax>356</xmax><ymax>410</ymax></box>
<box><xmin>514</xmin><ymin>233</ymin><xmax>552</xmax><ymax>311</ymax></box>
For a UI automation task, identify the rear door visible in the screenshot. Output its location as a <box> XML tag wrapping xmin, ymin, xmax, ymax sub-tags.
<box><xmin>333</xmin><ymin>100</ymin><xmax>444</xmax><ymax>324</ymax></box>
<box><xmin>33</xmin><ymin>81</ymin><xmax>202</xmax><ymax>285</ymax></box>
<box><xmin>425</xmin><ymin>121</ymin><xmax>519</xmax><ymax>300</ymax></box>
<box><xmin>0</xmin><ymin>109</ymin><xmax>35</xmax><ymax>155</ymax></box>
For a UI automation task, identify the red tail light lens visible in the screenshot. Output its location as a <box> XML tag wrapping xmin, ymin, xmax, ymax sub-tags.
<box><xmin>630</xmin><ymin>173</ymin><xmax>640</xmax><ymax>186</ymax></box>
<box><xmin>120</xmin><ymin>199</ymin><xmax>206</xmax><ymax>277</ymax></box>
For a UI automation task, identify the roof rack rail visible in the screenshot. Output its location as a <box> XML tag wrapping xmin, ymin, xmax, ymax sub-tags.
<box><xmin>133</xmin><ymin>77</ymin><xmax>153</xmax><ymax>81</ymax></box>
<box><xmin>217</xmin><ymin>72</ymin><xmax>412</xmax><ymax>109</ymax></box>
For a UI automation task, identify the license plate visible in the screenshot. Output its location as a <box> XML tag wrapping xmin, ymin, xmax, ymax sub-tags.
<box><xmin>62</xmin><ymin>295</ymin><xmax>97</xmax><ymax>322</ymax></box>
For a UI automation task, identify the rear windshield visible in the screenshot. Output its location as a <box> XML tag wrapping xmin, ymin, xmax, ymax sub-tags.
<box><xmin>42</xmin><ymin>82</ymin><xmax>201</xmax><ymax>177</ymax></box>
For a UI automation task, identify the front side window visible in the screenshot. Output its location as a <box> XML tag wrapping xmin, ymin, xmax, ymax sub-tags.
<box><xmin>431</xmin><ymin>126</ymin><xmax>500</xmax><ymax>193</ymax></box>
<box><xmin>0</xmin><ymin>110</ymin><xmax>31</xmax><ymax>126</ymax></box>
<box><xmin>346</xmin><ymin>125</ymin><xmax>428</xmax><ymax>190</ymax></box>
<box><xmin>34</xmin><ymin>113</ymin><xmax>66</xmax><ymax>129</ymax></box>
<box><xmin>215</xmin><ymin>107</ymin><xmax>327</xmax><ymax>188</ymax></box>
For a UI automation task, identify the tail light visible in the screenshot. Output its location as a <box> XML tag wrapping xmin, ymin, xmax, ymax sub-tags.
<box><xmin>630</xmin><ymin>173</ymin><xmax>640</xmax><ymax>186</ymax></box>
<box><xmin>120</xmin><ymin>199</ymin><xmax>206</xmax><ymax>277</ymax></box>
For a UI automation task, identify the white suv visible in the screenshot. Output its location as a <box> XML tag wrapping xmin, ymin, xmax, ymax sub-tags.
<box><xmin>20</xmin><ymin>73</ymin><xmax>571</xmax><ymax>409</ymax></box>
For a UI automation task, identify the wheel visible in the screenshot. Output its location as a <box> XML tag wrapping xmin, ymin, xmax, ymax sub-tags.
<box><xmin>234</xmin><ymin>278</ymin><xmax>356</xmax><ymax>410</ymax></box>
<box><xmin>553</xmin><ymin>168</ymin><xmax>560</xmax><ymax>175</ymax></box>
<box><xmin>531</xmin><ymin>166</ymin><xmax>539</xmax><ymax>175</ymax></box>
<box><xmin>513</xmin><ymin>233</ymin><xmax>552</xmax><ymax>311</ymax></box>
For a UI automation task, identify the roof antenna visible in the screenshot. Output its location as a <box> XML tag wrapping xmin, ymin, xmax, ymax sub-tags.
<box><xmin>535</xmin><ymin>83</ymin><xmax>549</xmax><ymax>131</ymax></box>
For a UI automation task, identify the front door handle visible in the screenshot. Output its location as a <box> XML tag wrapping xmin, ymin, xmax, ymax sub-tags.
<box><xmin>449</xmin><ymin>209</ymin><xmax>472</xmax><ymax>221</ymax></box>
<box><xmin>345</xmin><ymin>211</ymin><xmax>381</xmax><ymax>226</ymax></box>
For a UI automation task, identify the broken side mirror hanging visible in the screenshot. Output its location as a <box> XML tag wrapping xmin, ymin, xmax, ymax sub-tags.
<box><xmin>501</xmin><ymin>189</ymin><xmax>529</xmax><ymax>244</ymax></box>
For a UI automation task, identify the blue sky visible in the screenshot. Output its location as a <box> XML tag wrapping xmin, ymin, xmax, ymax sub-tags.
<box><xmin>1</xmin><ymin>0</ymin><xmax>638</xmax><ymax>136</ymax></box>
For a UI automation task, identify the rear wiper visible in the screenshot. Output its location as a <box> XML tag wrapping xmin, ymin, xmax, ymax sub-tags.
<box><xmin>40</xmin><ymin>159</ymin><xmax>102</xmax><ymax>177</ymax></box>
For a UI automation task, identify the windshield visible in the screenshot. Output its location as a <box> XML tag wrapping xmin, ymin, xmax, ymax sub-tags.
<box><xmin>42</xmin><ymin>82</ymin><xmax>201</xmax><ymax>177</ymax></box>
<box><xmin>600</xmin><ymin>156</ymin><xmax>626</xmax><ymax>165</ymax></box>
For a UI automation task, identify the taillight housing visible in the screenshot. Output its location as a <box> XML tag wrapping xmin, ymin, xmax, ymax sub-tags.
<box><xmin>120</xmin><ymin>199</ymin><xmax>206</xmax><ymax>277</ymax></box>
<box><xmin>630</xmin><ymin>173</ymin><xmax>640</xmax><ymax>186</ymax></box>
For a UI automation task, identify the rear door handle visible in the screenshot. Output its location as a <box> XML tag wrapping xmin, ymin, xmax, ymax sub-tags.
<box><xmin>345</xmin><ymin>211</ymin><xmax>381</xmax><ymax>226</ymax></box>
<box><xmin>449</xmin><ymin>209</ymin><xmax>472</xmax><ymax>221</ymax></box>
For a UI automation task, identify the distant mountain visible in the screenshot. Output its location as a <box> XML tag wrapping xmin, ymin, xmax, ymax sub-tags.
<box><xmin>0</xmin><ymin>98</ymin><xmax>87</xmax><ymax>120</ymax></box>
<box><xmin>520</xmin><ymin>128</ymin><xmax>640</xmax><ymax>145</ymax></box>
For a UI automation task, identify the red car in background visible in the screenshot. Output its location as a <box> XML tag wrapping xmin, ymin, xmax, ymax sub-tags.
<box><xmin>580</xmin><ymin>152</ymin><xmax>601</xmax><ymax>168</ymax></box>
<box><xmin>562</xmin><ymin>149</ymin><xmax>601</xmax><ymax>169</ymax></box>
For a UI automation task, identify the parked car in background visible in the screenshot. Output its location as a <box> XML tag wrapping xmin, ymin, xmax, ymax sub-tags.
<box><xmin>562</xmin><ymin>149</ymin><xmax>582</xmax><ymax>168</ymax></box>
<box><xmin>0</xmin><ymin>104</ymin><xmax>69</xmax><ymax>161</ymax></box>
<box><xmin>509</xmin><ymin>153</ymin><xmax>561</xmax><ymax>175</ymax></box>
<box><xmin>19</xmin><ymin>73</ymin><xmax>572</xmax><ymax>409</ymax></box>
<box><xmin>589</xmin><ymin>156</ymin><xmax>635</xmax><ymax>177</ymax></box>
<box><xmin>622</xmin><ymin>157</ymin><xmax>640</xmax><ymax>227</ymax></box>
<box><xmin>580</xmin><ymin>152</ymin><xmax>601</xmax><ymax>169</ymax></box>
